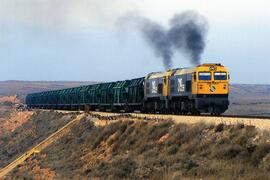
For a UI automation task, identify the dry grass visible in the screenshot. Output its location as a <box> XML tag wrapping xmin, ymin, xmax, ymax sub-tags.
<box><xmin>5</xmin><ymin>117</ymin><xmax>270</xmax><ymax>180</ymax></box>
<box><xmin>0</xmin><ymin>96</ymin><xmax>20</xmax><ymax>104</ymax></box>
<box><xmin>0</xmin><ymin>111</ymin><xmax>34</xmax><ymax>134</ymax></box>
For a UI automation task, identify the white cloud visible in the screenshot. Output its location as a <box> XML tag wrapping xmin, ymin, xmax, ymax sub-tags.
<box><xmin>0</xmin><ymin>0</ymin><xmax>269</xmax><ymax>32</ymax></box>
<box><xmin>135</xmin><ymin>0</ymin><xmax>270</xmax><ymax>24</ymax></box>
<box><xmin>0</xmin><ymin>0</ymin><xmax>133</xmax><ymax>31</ymax></box>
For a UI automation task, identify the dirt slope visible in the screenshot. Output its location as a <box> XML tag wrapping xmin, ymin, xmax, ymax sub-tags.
<box><xmin>0</xmin><ymin>111</ymin><xmax>34</xmax><ymax>137</ymax></box>
<box><xmin>5</xmin><ymin>117</ymin><xmax>270</xmax><ymax>180</ymax></box>
<box><xmin>0</xmin><ymin>81</ymin><xmax>97</xmax><ymax>97</ymax></box>
<box><xmin>0</xmin><ymin>96</ymin><xmax>20</xmax><ymax>104</ymax></box>
<box><xmin>0</xmin><ymin>111</ymin><xmax>77</xmax><ymax>168</ymax></box>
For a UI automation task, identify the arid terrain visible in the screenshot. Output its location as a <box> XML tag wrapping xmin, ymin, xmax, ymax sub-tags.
<box><xmin>0</xmin><ymin>81</ymin><xmax>96</xmax><ymax>101</ymax></box>
<box><xmin>226</xmin><ymin>84</ymin><xmax>270</xmax><ymax>116</ymax></box>
<box><xmin>0</xmin><ymin>111</ymin><xmax>270</xmax><ymax>179</ymax></box>
<box><xmin>0</xmin><ymin>81</ymin><xmax>269</xmax><ymax>179</ymax></box>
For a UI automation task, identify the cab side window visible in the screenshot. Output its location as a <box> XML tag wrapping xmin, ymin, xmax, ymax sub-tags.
<box><xmin>158</xmin><ymin>83</ymin><xmax>163</xmax><ymax>94</ymax></box>
<box><xmin>193</xmin><ymin>73</ymin><xmax>197</xmax><ymax>81</ymax></box>
<box><xmin>146</xmin><ymin>82</ymin><xmax>150</xmax><ymax>94</ymax></box>
<box><xmin>186</xmin><ymin>81</ymin><xmax>191</xmax><ymax>92</ymax></box>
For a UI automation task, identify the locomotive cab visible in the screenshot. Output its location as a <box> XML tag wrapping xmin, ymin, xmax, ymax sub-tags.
<box><xmin>193</xmin><ymin>64</ymin><xmax>229</xmax><ymax>114</ymax></box>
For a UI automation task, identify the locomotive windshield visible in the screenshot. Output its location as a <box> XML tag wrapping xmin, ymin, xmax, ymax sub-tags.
<box><xmin>214</xmin><ymin>72</ymin><xmax>227</xmax><ymax>80</ymax></box>
<box><xmin>198</xmin><ymin>72</ymin><xmax>211</xmax><ymax>80</ymax></box>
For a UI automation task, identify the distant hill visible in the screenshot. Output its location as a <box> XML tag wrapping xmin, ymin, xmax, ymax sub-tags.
<box><xmin>0</xmin><ymin>81</ymin><xmax>98</xmax><ymax>97</ymax></box>
<box><xmin>226</xmin><ymin>84</ymin><xmax>270</xmax><ymax>116</ymax></box>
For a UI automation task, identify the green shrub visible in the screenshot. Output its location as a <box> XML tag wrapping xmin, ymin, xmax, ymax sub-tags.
<box><xmin>215</xmin><ymin>123</ymin><xmax>224</xmax><ymax>132</ymax></box>
<box><xmin>212</xmin><ymin>144</ymin><xmax>246</xmax><ymax>159</ymax></box>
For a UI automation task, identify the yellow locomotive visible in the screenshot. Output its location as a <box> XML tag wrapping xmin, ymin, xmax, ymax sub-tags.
<box><xmin>144</xmin><ymin>63</ymin><xmax>229</xmax><ymax>115</ymax></box>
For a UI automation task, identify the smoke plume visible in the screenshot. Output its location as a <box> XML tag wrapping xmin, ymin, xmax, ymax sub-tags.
<box><xmin>140</xmin><ymin>20</ymin><xmax>173</xmax><ymax>69</ymax></box>
<box><xmin>119</xmin><ymin>11</ymin><xmax>208</xmax><ymax>69</ymax></box>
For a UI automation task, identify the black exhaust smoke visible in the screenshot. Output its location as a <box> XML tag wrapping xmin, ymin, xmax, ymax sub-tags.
<box><xmin>119</xmin><ymin>11</ymin><xmax>208</xmax><ymax>69</ymax></box>
<box><xmin>140</xmin><ymin>20</ymin><xmax>173</xmax><ymax>69</ymax></box>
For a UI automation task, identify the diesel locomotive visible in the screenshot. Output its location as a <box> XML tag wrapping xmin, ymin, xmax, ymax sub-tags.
<box><xmin>26</xmin><ymin>63</ymin><xmax>229</xmax><ymax>115</ymax></box>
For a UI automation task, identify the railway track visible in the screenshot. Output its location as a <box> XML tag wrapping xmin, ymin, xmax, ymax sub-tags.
<box><xmin>46</xmin><ymin>109</ymin><xmax>270</xmax><ymax>120</ymax></box>
<box><xmin>87</xmin><ymin>111</ymin><xmax>270</xmax><ymax>131</ymax></box>
<box><xmin>41</xmin><ymin>110</ymin><xmax>270</xmax><ymax>129</ymax></box>
<box><xmin>175</xmin><ymin>114</ymin><xmax>270</xmax><ymax>120</ymax></box>
<box><xmin>84</xmin><ymin>110</ymin><xmax>270</xmax><ymax>120</ymax></box>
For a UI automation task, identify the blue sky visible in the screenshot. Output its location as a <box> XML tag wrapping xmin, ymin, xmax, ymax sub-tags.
<box><xmin>0</xmin><ymin>0</ymin><xmax>270</xmax><ymax>84</ymax></box>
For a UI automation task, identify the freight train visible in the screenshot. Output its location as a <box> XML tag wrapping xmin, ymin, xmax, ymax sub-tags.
<box><xmin>26</xmin><ymin>63</ymin><xmax>229</xmax><ymax>115</ymax></box>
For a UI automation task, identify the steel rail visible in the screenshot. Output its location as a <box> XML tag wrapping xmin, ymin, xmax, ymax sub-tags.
<box><xmin>40</xmin><ymin>109</ymin><xmax>270</xmax><ymax>120</ymax></box>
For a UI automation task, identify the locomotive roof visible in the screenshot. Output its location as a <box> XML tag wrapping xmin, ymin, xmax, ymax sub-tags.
<box><xmin>172</xmin><ymin>67</ymin><xmax>197</xmax><ymax>76</ymax></box>
<box><xmin>145</xmin><ymin>71</ymin><xmax>167</xmax><ymax>79</ymax></box>
<box><xmin>146</xmin><ymin>67</ymin><xmax>197</xmax><ymax>79</ymax></box>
